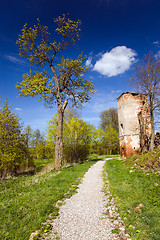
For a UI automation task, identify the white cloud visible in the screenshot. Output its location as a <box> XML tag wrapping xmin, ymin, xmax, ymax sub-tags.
<box><xmin>111</xmin><ymin>90</ymin><xmax>122</xmax><ymax>94</ymax></box>
<box><xmin>93</xmin><ymin>46</ymin><xmax>137</xmax><ymax>77</ymax></box>
<box><xmin>155</xmin><ymin>50</ymin><xmax>160</xmax><ymax>59</ymax></box>
<box><xmin>153</xmin><ymin>41</ymin><xmax>160</xmax><ymax>45</ymax></box>
<box><xmin>15</xmin><ymin>108</ymin><xmax>22</xmax><ymax>111</ymax></box>
<box><xmin>85</xmin><ymin>57</ymin><xmax>93</xmax><ymax>67</ymax></box>
<box><xmin>4</xmin><ymin>54</ymin><xmax>25</xmax><ymax>65</ymax></box>
<box><xmin>89</xmin><ymin>76</ymin><xmax>95</xmax><ymax>80</ymax></box>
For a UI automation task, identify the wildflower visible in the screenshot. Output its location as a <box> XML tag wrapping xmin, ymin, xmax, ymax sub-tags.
<box><xmin>35</xmin><ymin>233</ymin><xmax>38</xmax><ymax>235</ymax></box>
<box><xmin>44</xmin><ymin>230</ymin><xmax>47</xmax><ymax>233</ymax></box>
<box><xmin>129</xmin><ymin>225</ymin><xmax>135</xmax><ymax>229</ymax></box>
<box><xmin>136</xmin><ymin>230</ymin><xmax>140</xmax><ymax>233</ymax></box>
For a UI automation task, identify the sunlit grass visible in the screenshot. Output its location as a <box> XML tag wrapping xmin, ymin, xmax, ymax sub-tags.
<box><xmin>105</xmin><ymin>158</ymin><xmax>160</xmax><ymax>240</ymax></box>
<box><xmin>124</xmin><ymin>148</ymin><xmax>160</xmax><ymax>173</ymax></box>
<box><xmin>0</xmin><ymin>158</ymin><xmax>97</xmax><ymax>240</ymax></box>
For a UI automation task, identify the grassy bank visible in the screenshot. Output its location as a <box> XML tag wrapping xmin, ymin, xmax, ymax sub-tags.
<box><xmin>0</xmin><ymin>158</ymin><xmax>98</xmax><ymax>240</ymax></box>
<box><xmin>104</xmin><ymin>158</ymin><xmax>160</xmax><ymax>240</ymax></box>
<box><xmin>124</xmin><ymin>148</ymin><xmax>160</xmax><ymax>174</ymax></box>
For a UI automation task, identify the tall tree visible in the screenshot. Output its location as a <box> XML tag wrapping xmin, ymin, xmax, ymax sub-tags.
<box><xmin>90</xmin><ymin>127</ymin><xmax>104</xmax><ymax>154</ymax></box>
<box><xmin>16</xmin><ymin>14</ymin><xmax>95</xmax><ymax>169</ymax></box>
<box><xmin>102</xmin><ymin>126</ymin><xmax>119</xmax><ymax>155</ymax></box>
<box><xmin>22</xmin><ymin>125</ymin><xmax>33</xmax><ymax>149</ymax></box>
<box><xmin>64</xmin><ymin>103</ymin><xmax>81</xmax><ymax>121</ymax></box>
<box><xmin>63</xmin><ymin>117</ymin><xmax>92</xmax><ymax>163</ymax></box>
<box><xmin>31</xmin><ymin>129</ymin><xmax>43</xmax><ymax>148</ymax></box>
<box><xmin>100</xmin><ymin>108</ymin><xmax>119</xmax><ymax>131</ymax></box>
<box><xmin>129</xmin><ymin>52</ymin><xmax>160</xmax><ymax>151</ymax></box>
<box><xmin>47</xmin><ymin>113</ymin><xmax>92</xmax><ymax>164</ymax></box>
<box><xmin>0</xmin><ymin>100</ymin><xmax>31</xmax><ymax>177</ymax></box>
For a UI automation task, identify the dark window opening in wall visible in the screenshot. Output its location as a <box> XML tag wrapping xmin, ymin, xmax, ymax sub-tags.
<box><xmin>120</xmin><ymin>123</ymin><xmax>124</xmax><ymax>134</ymax></box>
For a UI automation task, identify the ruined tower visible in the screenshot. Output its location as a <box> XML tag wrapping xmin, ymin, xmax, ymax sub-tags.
<box><xmin>117</xmin><ymin>92</ymin><xmax>151</xmax><ymax>158</ymax></box>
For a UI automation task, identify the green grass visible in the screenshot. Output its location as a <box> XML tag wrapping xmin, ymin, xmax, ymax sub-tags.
<box><xmin>88</xmin><ymin>154</ymin><xmax>120</xmax><ymax>160</ymax></box>
<box><xmin>104</xmin><ymin>159</ymin><xmax>160</xmax><ymax>240</ymax></box>
<box><xmin>34</xmin><ymin>157</ymin><xmax>53</xmax><ymax>168</ymax></box>
<box><xmin>0</xmin><ymin>158</ymin><xmax>98</xmax><ymax>240</ymax></box>
<box><xmin>125</xmin><ymin>148</ymin><xmax>160</xmax><ymax>173</ymax></box>
<box><xmin>104</xmin><ymin>154</ymin><xmax>120</xmax><ymax>158</ymax></box>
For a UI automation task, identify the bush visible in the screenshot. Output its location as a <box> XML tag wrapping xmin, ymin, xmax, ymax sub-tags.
<box><xmin>0</xmin><ymin>100</ymin><xmax>32</xmax><ymax>178</ymax></box>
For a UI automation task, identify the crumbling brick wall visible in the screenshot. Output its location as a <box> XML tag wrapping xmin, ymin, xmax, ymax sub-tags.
<box><xmin>117</xmin><ymin>92</ymin><xmax>151</xmax><ymax>158</ymax></box>
<box><xmin>155</xmin><ymin>132</ymin><xmax>160</xmax><ymax>148</ymax></box>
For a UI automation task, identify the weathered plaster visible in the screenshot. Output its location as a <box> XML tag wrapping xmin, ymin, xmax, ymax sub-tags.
<box><xmin>117</xmin><ymin>92</ymin><xmax>151</xmax><ymax>158</ymax></box>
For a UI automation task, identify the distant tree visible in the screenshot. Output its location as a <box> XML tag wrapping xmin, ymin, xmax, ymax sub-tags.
<box><xmin>100</xmin><ymin>108</ymin><xmax>119</xmax><ymax>132</ymax></box>
<box><xmin>31</xmin><ymin>129</ymin><xmax>51</xmax><ymax>159</ymax></box>
<box><xmin>16</xmin><ymin>14</ymin><xmax>95</xmax><ymax>169</ymax></box>
<box><xmin>129</xmin><ymin>52</ymin><xmax>160</xmax><ymax>151</ymax></box>
<box><xmin>102</xmin><ymin>126</ymin><xmax>119</xmax><ymax>155</ymax></box>
<box><xmin>31</xmin><ymin>129</ymin><xmax>43</xmax><ymax>148</ymax></box>
<box><xmin>0</xmin><ymin>100</ymin><xmax>31</xmax><ymax>177</ymax></box>
<box><xmin>46</xmin><ymin>114</ymin><xmax>57</xmax><ymax>156</ymax></box>
<box><xmin>34</xmin><ymin>140</ymin><xmax>50</xmax><ymax>160</ymax></box>
<box><xmin>64</xmin><ymin>103</ymin><xmax>81</xmax><ymax>121</ymax></box>
<box><xmin>47</xmin><ymin>113</ymin><xmax>92</xmax><ymax>164</ymax></box>
<box><xmin>63</xmin><ymin>117</ymin><xmax>92</xmax><ymax>163</ymax></box>
<box><xmin>90</xmin><ymin>127</ymin><xmax>104</xmax><ymax>154</ymax></box>
<box><xmin>22</xmin><ymin>125</ymin><xmax>33</xmax><ymax>149</ymax></box>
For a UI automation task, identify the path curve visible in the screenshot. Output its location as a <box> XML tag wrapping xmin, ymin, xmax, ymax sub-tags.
<box><xmin>49</xmin><ymin>159</ymin><xmax>116</xmax><ymax>240</ymax></box>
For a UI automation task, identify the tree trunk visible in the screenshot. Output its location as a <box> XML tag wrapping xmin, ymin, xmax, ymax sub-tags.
<box><xmin>149</xmin><ymin>113</ymin><xmax>155</xmax><ymax>151</ymax></box>
<box><xmin>54</xmin><ymin>100</ymin><xmax>68</xmax><ymax>170</ymax></box>
<box><xmin>149</xmin><ymin>98</ymin><xmax>155</xmax><ymax>151</ymax></box>
<box><xmin>50</xmin><ymin>65</ymin><xmax>68</xmax><ymax>169</ymax></box>
<box><xmin>55</xmin><ymin>106</ymin><xmax>64</xmax><ymax>170</ymax></box>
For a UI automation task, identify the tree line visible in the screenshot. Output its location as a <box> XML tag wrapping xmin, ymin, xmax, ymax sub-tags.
<box><xmin>0</xmin><ymin>99</ymin><xmax>119</xmax><ymax>178</ymax></box>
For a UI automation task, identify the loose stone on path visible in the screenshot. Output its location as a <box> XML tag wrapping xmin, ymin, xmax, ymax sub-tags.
<box><xmin>48</xmin><ymin>159</ymin><xmax>118</xmax><ymax>240</ymax></box>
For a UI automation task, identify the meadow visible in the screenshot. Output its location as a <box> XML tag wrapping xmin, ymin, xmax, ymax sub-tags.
<box><xmin>0</xmin><ymin>157</ymin><xmax>98</xmax><ymax>240</ymax></box>
<box><xmin>1</xmin><ymin>152</ymin><xmax>160</xmax><ymax>240</ymax></box>
<box><xmin>104</xmin><ymin>154</ymin><xmax>160</xmax><ymax>240</ymax></box>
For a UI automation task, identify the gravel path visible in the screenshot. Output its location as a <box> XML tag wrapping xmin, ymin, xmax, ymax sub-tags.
<box><xmin>48</xmin><ymin>159</ymin><xmax>117</xmax><ymax>240</ymax></box>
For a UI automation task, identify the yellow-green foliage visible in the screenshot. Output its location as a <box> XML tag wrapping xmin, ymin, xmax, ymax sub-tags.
<box><xmin>0</xmin><ymin>100</ymin><xmax>32</xmax><ymax>177</ymax></box>
<box><xmin>102</xmin><ymin>126</ymin><xmax>119</xmax><ymax>155</ymax></box>
<box><xmin>46</xmin><ymin>114</ymin><xmax>93</xmax><ymax>164</ymax></box>
<box><xmin>63</xmin><ymin>117</ymin><xmax>92</xmax><ymax>163</ymax></box>
<box><xmin>85</xmin><ymin>126</ymin><xmax>104</xmax><ymax>155</ymax></box>
<box><xmin>16</xmin><ymin>14</ymin><xmax>96</xmax><ymax>108</ymax></box>
<box><xmin>16</xmin><ymin>14</ymin><xmax>96</xmax><ymax>168</ymax></box>
<box><xmin>22</xmin><ymin>126</ymin><xmax>53</xmax><ymax>161</ymax></box>
<box><xmin>90</xmin><ymin>126</ymin><xmax>119</xmax><ymax>155</ymax></box>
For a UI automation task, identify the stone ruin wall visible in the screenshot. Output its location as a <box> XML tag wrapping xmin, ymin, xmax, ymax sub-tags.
<box><xmin>155</xmin><ymin>132</ymin><xmax>160</xmax><ymax>148</ymax></box>
<box><xmin>117</xmin><ymin>92</ymin><xmax>151</xmax><ymax>158</ymax></box>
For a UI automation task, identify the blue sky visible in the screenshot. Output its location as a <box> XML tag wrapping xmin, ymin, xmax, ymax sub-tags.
<box><xmin>1</xmin><ymin>0</ymin><xmax>160</xmax><ymax>133</ymax></box>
